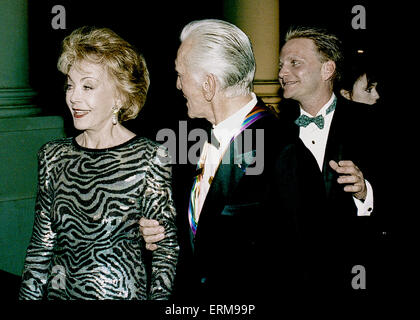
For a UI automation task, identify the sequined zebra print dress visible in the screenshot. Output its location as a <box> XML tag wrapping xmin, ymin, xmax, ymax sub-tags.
<box><xmin>19</xmin><ymin>136</ymin><xmax>178</xmax><ymax>300</ymax></box>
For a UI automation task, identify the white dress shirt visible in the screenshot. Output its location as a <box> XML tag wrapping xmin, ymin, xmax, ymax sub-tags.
<box><xmin>195</xmin><ymin>93</ymin><xmax>258</xmax><ymax>220</ymax></box>
<box><xmin>298</xmin><ymin>93</ymin><xmax>373</xmax><ymax>216</ymax></box>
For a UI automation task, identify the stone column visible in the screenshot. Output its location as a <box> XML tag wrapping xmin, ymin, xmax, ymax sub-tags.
<box><xmin>224</xmin><ymin>0</ymin><xmax>281</xmax><ymax>112</ymax></box>
<box><xmin>0</xmin><ymin>0</ymin><xmax>39</xmax><ymax>117</ymax></box>
<box><xmin>0</xmin><ymin>0</ymin><xmax>65</xmax><ymax>275</ymax></box>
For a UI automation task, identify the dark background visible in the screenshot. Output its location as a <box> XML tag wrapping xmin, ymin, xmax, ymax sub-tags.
<box><xmin>13</xmin><ymin>0</ymin><xmax>403</xmax><ymax>305</ymax></box>
<box><xmin>27</xmin><ymin>0</ymin><xmax>226</xmax><ymax>139</ymax></box>
<box><xmin>27</xmin><ymin>0</ymin><xmax>401</xmax><ymax>232</ymax></box>
<box><xmin>27</xmin><ymin>0</ymin><xmax>397</xmax><ymax>139</ymax></box>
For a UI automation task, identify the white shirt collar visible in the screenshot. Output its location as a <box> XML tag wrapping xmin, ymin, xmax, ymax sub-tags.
<box><xmin>212</xmin><ymin>92</ymin><xmax>257</xmax><ymax>148</ymax></box>
<box><xmin>300</xmin><ymin>93</ymin><xmax>336</xmax><ymax>117</ymax></box>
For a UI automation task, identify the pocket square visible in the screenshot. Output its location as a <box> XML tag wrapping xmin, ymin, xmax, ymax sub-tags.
<box><xmin>234</xmin><ymin>150</ymin><xmax>256</xmax><ymax>166</ymax></box>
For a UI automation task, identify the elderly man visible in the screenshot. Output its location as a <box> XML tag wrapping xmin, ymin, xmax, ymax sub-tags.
<box><xmin>140</xmin><ymin>19</ymin><xmax>324</xmax><ymax>302</ymax></box>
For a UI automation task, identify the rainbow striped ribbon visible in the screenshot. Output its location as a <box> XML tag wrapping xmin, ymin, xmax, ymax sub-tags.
<box><xmin>188</xmin><ymin>104</ymin><xmax>270</xmax><ymax>236</ymax></box>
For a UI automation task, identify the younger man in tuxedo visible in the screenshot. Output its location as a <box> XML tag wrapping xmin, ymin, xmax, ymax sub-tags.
<box><xmin>278</xmin><ymin>26</ymin><xmax>383</xmax><ymax>294</ymax></box>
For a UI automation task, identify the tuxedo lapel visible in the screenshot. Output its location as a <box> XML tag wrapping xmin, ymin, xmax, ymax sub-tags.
<box><xmin>193</xmin><ymin>103</ymin><xmax>271</xmax><ymax>238</ymax></box>
<box><xmin>323</xmin><ymin>102</ymin><xmax>344</xmax><ymax>199</ymax></box>
<box><xmin>287</xmin><ymin>99</ymin><xmax>344</xmax><ymax>199</ymax></box>
<box><xmin>202</xmin><ymin>143</ymin><xmax>240</xmax><ymax>211</ymax></box>
<box><xmin>205</xmin><ymin>142</ymin><xmax>256</xmax><ymax>205</ymax></box>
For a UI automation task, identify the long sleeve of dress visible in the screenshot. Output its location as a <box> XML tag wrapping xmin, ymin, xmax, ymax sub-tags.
<box><xmin>19</xmin><ymin>145</ymin><xmax>57</xmax><ymax>300</ymax></box>
<box><xmin>141</xmin><ymin>145</ymin><xmax>179</xmax><ymax>300</ymax></box>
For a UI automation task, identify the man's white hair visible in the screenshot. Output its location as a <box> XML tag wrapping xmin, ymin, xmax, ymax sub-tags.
<box><xmin>180</xmin><ymin>19</ymin><xmax>255</xmax><ymax>98</ymax></box>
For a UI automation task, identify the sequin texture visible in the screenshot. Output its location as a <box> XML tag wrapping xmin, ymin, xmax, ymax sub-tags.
<box><xmin>19</xmin><ymin>136</ymin><xmax>178</xmax><ymax>300</ymax></box>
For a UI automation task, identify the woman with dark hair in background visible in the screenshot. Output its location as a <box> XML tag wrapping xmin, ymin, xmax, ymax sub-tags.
<box><xmin>340</xmin><ymin>52</ymin><xmax>380</xmax><ymax>105</ymax></box>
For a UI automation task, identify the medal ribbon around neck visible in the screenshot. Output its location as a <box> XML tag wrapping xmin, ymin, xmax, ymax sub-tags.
<box><xmin>188</xmin><ymin>104</ymin><xmax>270</xmax><ymax>236</ymax></box>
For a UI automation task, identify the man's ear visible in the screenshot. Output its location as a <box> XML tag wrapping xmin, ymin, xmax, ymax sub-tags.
<box><xmin>202</xmin><ymin>73</ymin><xmax>217</xmax><ymax>101</ymax></box>
<box><xmin>321</xmin><ymin>60</ymin><xmax>336</xmax><ymax>82</ymax></box>
<box><xmin>340</xmin><ymin>88</ymin><xmax>351</xmax><ymax>100</ymax></box>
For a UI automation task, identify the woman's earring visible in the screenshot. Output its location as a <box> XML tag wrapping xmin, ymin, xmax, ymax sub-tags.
<box><xmin>112</xmin><ymin>106</ymin><xmax>119</xmax><ymax>125</ymax></box>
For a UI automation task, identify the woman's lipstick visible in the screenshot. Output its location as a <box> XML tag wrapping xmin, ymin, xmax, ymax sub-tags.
<box><xmin>73</xmin><ymin>109</ymin><xmax>90</xmax><ymax>118</ymax></box>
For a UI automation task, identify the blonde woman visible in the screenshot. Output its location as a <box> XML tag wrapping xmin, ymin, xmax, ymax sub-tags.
<box><xmin>19</xmin><ymin>27</ymin><xmax>178</xmax><ymax>300</ymax></box>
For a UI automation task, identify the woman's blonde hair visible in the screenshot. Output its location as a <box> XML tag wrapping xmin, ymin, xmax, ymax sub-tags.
<box><xmin>57</xmin><ymin>26</ymin><xmax>150</xmax><ymax>121</ymax></box>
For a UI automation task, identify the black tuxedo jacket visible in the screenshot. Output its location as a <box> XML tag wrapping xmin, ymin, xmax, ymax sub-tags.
<box><xmin>278</xmin><ymin>95</ymin><xmax>383</xmax><ymax>294</ymax></box>
<box><xmin>172</xmin><ymin>101</ymin><xmax>326</xmax><ymax>302</ymax></box>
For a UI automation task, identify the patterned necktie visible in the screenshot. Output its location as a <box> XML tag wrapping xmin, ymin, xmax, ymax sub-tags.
<box><xmin>295</xmin><ymin>97</ymin><xmax>337</xmax><ymax>129</ymax></box>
